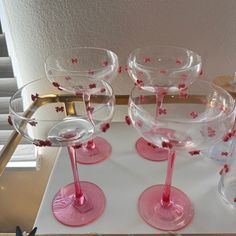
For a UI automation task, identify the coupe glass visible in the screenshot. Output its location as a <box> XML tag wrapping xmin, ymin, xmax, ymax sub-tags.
<box><xmin>206</xmin><ymin>108</ymin><xmax>236</xmax><ymax>162</ymax></box>
<box><xmin>45</xmin><ymin>47</ymin><xmax>118</xmax><ymax>164</ymax></box>
<box><xmin>218</xmin><ymin>137</ymin><xmax>236</xmax><ymax>208</ymax></box>
<box><xmin>128</xmin><ymin>80</ymin><xmax>235</xmax><ymax>231</ymax></box>
<box><xmin>9</xmin><ymin>78</ymin><xmax>115</xmax><ymax>226</ymax></box>
<box><xmin>127</xmin><ymin>45</ymin><xmax>202</xmax><ymax>161</ymax></box>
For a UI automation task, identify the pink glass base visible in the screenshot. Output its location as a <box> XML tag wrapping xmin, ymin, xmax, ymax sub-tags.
<box><xmin>76</xmin><ymin>137</ymin><xmax>112</xmax><ymax>164</ymax></box>
<box><xmin>52</xmin><ymin>181</ymin><xmax>106</xmax><ymax>226</ymax></box>
<box><xmin>135</xmin><ymin>138</ymin><xmax>168</xmax><ymax>161</ymax></box>
<box><xmin>138</xmin><ymin>184</ymin><xmax>194</xmax><ymax>231</ymax></box>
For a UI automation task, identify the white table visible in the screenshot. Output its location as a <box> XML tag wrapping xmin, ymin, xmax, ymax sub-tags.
<box><xmin>34</xmin><ymin>122</ymin><xmax>236</xmax><ymax>234</ymax></box>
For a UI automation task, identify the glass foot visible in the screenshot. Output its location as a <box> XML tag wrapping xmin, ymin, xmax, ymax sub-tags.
<box><xmin>138</xmin><ymin>184</ymin><xmax>194</xmax><ymax>231</ymax></box>
<box><xmin>136</xmin><ymin>138</ymin><xmax>168</xmax><ymax>161</ymax></box>
<box><xmin>76</xmin><ymin>137</ymin><xmax>112</xmax><ymax>164</ymax></box>
<box><xmin>52</xmin><ymin>181</ymin><xmax>106</xmax><ymax>226</ymax></box>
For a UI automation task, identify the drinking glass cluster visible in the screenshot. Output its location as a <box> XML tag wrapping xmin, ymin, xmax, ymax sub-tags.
<box><xmin>8</xmin><ymin>45</ymin><xmax>236</xmax><ymax>231</ymax></box>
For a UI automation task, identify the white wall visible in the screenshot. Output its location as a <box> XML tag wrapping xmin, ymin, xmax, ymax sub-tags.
<box><xmin>1</xmin><ymin>0</ymin><xmax>236</xmax><ymax>92</ymax></box>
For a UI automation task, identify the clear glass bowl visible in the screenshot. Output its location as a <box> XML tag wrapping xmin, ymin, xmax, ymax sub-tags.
<box><xmin>45</xmin><ymin>47</ymin><xmax>119</xmax><ymax>93</ymax></box>
<box><xmin>128</xmin><ymin>45</ymin><xmax>202</xmax><ymax>91</ymax></box>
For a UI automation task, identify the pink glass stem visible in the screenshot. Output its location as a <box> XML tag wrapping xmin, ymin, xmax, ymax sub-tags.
<box><xmin>67</xmin><ymin>145</ymin><xmax>85</xmax><ymax>205</ymax></box>
<box><xmin>161</xmin><ymin>150</ymin><xmax>176</xmax><ymax>206</ymax></box>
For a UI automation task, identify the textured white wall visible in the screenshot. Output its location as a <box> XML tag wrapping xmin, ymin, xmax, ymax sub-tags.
<box><xmin>2</xmin><ymin>0</ymin><xmax>236</xmax><ymax>92</ymax></box>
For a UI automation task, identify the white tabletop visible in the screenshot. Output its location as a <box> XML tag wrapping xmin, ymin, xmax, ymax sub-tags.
<box><xmin>34</xmin><ymin>122</ymin><xmax>236</xmax><ymax>234</ymax></box>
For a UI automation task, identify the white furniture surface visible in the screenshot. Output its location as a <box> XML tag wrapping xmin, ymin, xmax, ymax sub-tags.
<box><xmin>35</xmin><ymin>122</ymin><xmax>236</xmax><ymax>234</ymax></box>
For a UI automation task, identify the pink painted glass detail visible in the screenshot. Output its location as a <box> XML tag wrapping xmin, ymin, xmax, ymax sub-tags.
<box><xmin>7</xmin><ymin>115</ymin><xmax>13</xmax><ymax>126</ymax></box>
<box><xmin>189</xmin><ymin>150</ymin><xmax>201</xmax><ymax>156</ymax></box>
<box><xmin>144</xmin><ymin>56</ymin><xmax>151</xmax><ymax>63</ymax></box>
<box><xmin>118</xmin><ymin>65</ymin><xmax>122</xmax><ymax>74</ymax></box>
<box><xmin>71</xmin><ymin>57</ymin><xmax>78</xmax><ymax>64</ymax></box>
<box><xmin>55</xmin><ymin>106</ymin><xmax>64</xmax><ymax>112</ymax></box>
<box><xmin>31</xmin><ymin>93</ymin><xmax>39</xmax><ymax>101</ymax></box>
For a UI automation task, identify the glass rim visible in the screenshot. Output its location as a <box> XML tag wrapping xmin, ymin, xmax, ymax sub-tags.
<box><xmin>9</xmin><ymin>78</ymin><xmax>115</xmax><ymax>123</ymax></box>
<box><xmin>128</xmin><ymin>45</ymin><xmax>202</xmax><ymax>72</ymax></box>
<box><xmin>45</xmin><ymin>46</ymin><xmax>119</xmax><ymax>74</ymax></box>
<box><xmin>129</xmin><ymin>80</ymin><xmax>235</xmax><ymax>125</ymax></box>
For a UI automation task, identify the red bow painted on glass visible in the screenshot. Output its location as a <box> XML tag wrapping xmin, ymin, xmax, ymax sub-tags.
<box><xmin>33</xmin><ymin>139</ymin><xmax>52</xmax><ymax>147</ymax></box>
<box><xmin>71</xmin><ymin>57</ymin><xmax>78</xmax><ymax>64</ymax></box>
<box><xmin>55</xmin><ymin>106</ymin><xmax>64</xmax><ymax>112</ymax></box>
<box><xmin>219</xmin><ymin>164</ymin><xmax>229</xmax><ymax>175</ymax></box>
<box><xmin>125</xmin><ymin>115</ymin><xmax>131</xmax><ymax>126</ymax></box>
<box><xmin>159</xmin><ymin>108</ymin><xmax>167</xmax><ymax>115</ymax></box>
<box><xmin>89</xmin><ymin>83</ymin><xmax>96</xmax><ymax>89</ymax></box>
<box><xmin>100</xmin><ymin>88</ymin><xmax>106</xmax><ymax>93</ymax></box>
<box><xmin>190</xmin><ymin>111</ymin><xmax>198</xmax><ymax>119</ymax></box>
<box><xmin>52</xmin><ymin>82</ymin><xmax>62</xmax><ymax>91</ymax></box>
<box><xmin>207</xmin><ymin>127</ymin><xmax>216</xmax><ymax>137</ymax></box>
<box><xmin>189</xmin><ymin>150</ymin><xmax>201</xmax><ymax>155</ymax></box>
<box><xmin>144</xmin><ymin>56</ymin><xmax>151</xmax><ymax>63</ymax></box>
<box><xmin>100</xmin><ymin>123</ymin><xmax>110</xmax><ymax>132</ymax></box>
<box><xmin>176</xmin><ymin>58</ymin><xmax>182</xmax><ymax>65</ymax></box>
<box><xmin>162</xmin><ymin>141</ymin><xmax>173</xmax><ymax>149</ymax></box>
<box><xmin>101</xmin><ymin>60</ymin><xmax>108</xmax><ymax>67</ymax></box>
<box><xmin>65</xmin><ymin>76</ymin><xmax>72</xmax><ymax>81</ymax></box>
<box><xmin>29</xmin><ymin>121</ymin><xmax>37</xmax><ymax>126</ymax></box>
<box><xmin>31</xmin><ymin>93</ymin><xmax>39</xmax><ymax>101</ymax></box>
<box><xmin>86</xmin><ymin>106</ymin><xmax>94</xmax><ymax>113</ymax></box>
<box><xmin>223</xmin><ymin>129</ymin><xmax>236</xmax><ymax>142</ymax></box>
<box><xmin>7</xmin><ymin>115</ymin><xmax>13</xmax><ymax>126</ymax></box>
<box><xmin>221</xmin><ymin>151</ymin><xmax>228</xmax><ymax>157</ymax></box>
<box><xmin>178</xmin><ymin>83</ymin><xmax>186</xmax><ymax>90</ymax></box>
<box><xmin>118</xmin><ymin>66</ymin><xmax>122</xmax><ymax>74</ymax></box>
<box><xmin>135</xmin><ymin>79</ymin><xmax>144</xmax><ymax>87</ymax></box>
